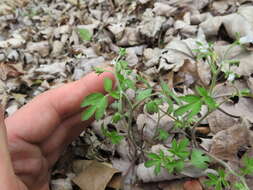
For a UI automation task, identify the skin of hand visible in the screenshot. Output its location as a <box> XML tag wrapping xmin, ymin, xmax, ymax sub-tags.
<box><xmin>0</xmin><ymin>71</ymin><xmax>114</xmax><ymax>190</ymax></box>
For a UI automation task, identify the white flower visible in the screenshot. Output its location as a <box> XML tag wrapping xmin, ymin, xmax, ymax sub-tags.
<box><xmin>228</xmin><ymin>73</ymin><xmax>235</xmax><ymax>82</ymax></box>
<box><xmin>239</xmin><ymin>35</ymin><xmax>253</xmax><ymax>44</ymax></box>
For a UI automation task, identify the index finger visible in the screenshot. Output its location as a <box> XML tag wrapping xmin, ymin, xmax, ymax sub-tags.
<box><xmin>5</xmin><ymin>70</ymin><xmax>114</xmax><ymax>143</ymax></box>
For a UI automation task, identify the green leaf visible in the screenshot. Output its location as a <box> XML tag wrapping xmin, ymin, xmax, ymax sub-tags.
<box><xmin>169</xmin><ymin>139</ymin><xmax>190</xmax><ymax>159</ymax></box>
<box><xmin>78</xmin><ymin>28</ymin><xmax>92</xmax><ymax>41</ymax></box>
<box><xmin>160</xmin><ymin>79</ymin><xmax>181</xmax><ymax>105</ymax></box>
<box><xmin>144</xmin><ymin>160</ymin><xmax>159</xmax><ymax>168</ymax></box>
<box><xmin>174</xmin><ymin>159</ymin><xmax>185</xmax><ymax>172</ymax></box>
<box><xmin>187</xmin><ymin>100</ymin><xmax>202</xmax><ymax>119</ymax></box>
<box><xmin>239</xmin><ymin>88</ymin><xmax>252</xmax><ymax>97</ymax></box>
<box><xmin>174</xmin><ymin>100</ymin><xmax>202</xmax><ymax>118</ymax></box>
<box><xmin>174</xmin><ymin>103</ymin><xmax>193</xmax><ymax>116</ymax></box>
<box><xmin>104</xmin><ymin>78</ymin><xmax>113</xmax><ymax>92</ymax></box>
<box><xmin>95</xmin><ymin>96</ymin><xmax>108</xmax><ymax>120</ymax></box>
<box><xmin>234</xmin><ymin>182</ymin><xmax>249</xmax><ymax>190</ymax></box>
<box><xmin>118</xmin><ymin>60</ymin><xmax>128</xmax><ymax>69</ymax></box>
<box><xmin>178</xmin><ymin>138</ymin><xmax>190</xmax><ymax>150</ymax></box>
<box><xmin>119</xmin><ymin>48</ymin><xmax>126</xmax><ymax>56</ymax></box>
<box><xmin>165</xmin><ymin>160</ymin><xmax>176</xmax><ymax>173</ymax></box>
<box><xmin>191</xmin><ymin>149</ymin><xmax>210</xmax><ymax>169</ymax></box>
<box><xmin>124</xmin><ymin>79</ymin><xmax>135</xmax><ymax>90</ymax></box>
<box><xmin>112</xmin><ymin>112</ymin><xmax>122</xmax><ymax>123</ymax></box>
<box><xmin>110</xmin><ymin>131</ymin><xmax>124</xmax><ymax>144</ymax></box>
<box><xmin>147</xmin><ymin>153</ymin><xmax>160</xmax><ymax>160</ymax></box>
<box><xmin>204</xmin><ymin>96</ymin><xmax>217</xmax><ymax>110</ymax></box>
<box><xmin>205</xmin><ymin>169</ymin><xmax>229</xmax><ymax>190</ymax></box>
<box><xmin>93</xmin><ymin>67</ymin><xmax>105</xmax><ymax>74</ymax></box>
<box><xmin>136</xmin><ymin>89</ymin><xmax>152</xmax><ymax>102</ymax></box>
<box><xmin>102</xmin><ymin>127</ymin><xmax>124</xmax><ymax>144</ymax></box>
<box><xmin>241</xmin><ymin>155</ymin><xmax>253</xmax><ymax>176</ymax></box>
<box><xmin>156</xmin><ymin>129</ymin><xmax>170</xmax><ymax>141</ymax></box>
<box><xmin>154</xmin><ymin>163</ymin><xmax>161</xmax><ymax>175</ymax></box>
<box><xmin>205</xmin><ymin>173</ymin><xmax>219</xmax><ymax>186</ymax></box>
<box><xmin>196</xmin><ymin>41</ymin><xmax>203</xmax><ymax>46</ymax></box>
<box><xmin>81</xmin><ymin>106</ymin><xmax>96</xmax><ymax>121</ymax></box>
<box><xmin>196</xmin><ymin>86</ymin><xmax>208</xmax><ymax>97</ymax></box>
<box><xmin>146</xmin><ymin>101</ymin><xmax>159</xmax><ymax>114</ymax></box>
<box><xmin>180</xmin><ymin>95</ymin><xmax>201</xmax><ymax>103</ymax></box>
<box><xmin>81</xmin><ymin>93</ymin><xmax>104</xmax><ymax>107</ymax></box>
<box><xmin>228</xmin><ymin>60</ymin><xmax>240</xmax><ymax>67</ymax></box>
<box><xmin>109</xmin><ymin>90</ymin><xmax>120</xmax><ymax>99</ymax></box>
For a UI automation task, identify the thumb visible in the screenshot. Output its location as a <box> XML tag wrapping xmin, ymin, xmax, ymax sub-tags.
<box><xmin>0</xmin><ymin>105</ymin><xmax>25</xmax><ymax>189</ymax></box>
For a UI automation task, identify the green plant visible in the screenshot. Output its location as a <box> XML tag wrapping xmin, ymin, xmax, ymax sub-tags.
<box><xmin>205</xmin><ymin>169</ymin><xmax>229</xmax><ymax>190</ymax></box>
<box><xmin>78</xmin><ymin>28</ymin><xmax>92</xmax><ymax>41</ymax></box>
<box><xmin>80</xmin><ymin>38</ymin><xmax>253</xmax><ymax>189</ymax></box>
<box><xmin>144</xmin><ymin>139</ymin><xmax>190</xmax><ymax>175</ymax></box>
<box><xmin>241</xmin><ymin>155</ymin><xmax>253</xmax><ymax>176</ymax></box>
<box><xmin>101</xmin><ymin>125</ymin><xmax>124</xmax><ymax>145</ymax></box>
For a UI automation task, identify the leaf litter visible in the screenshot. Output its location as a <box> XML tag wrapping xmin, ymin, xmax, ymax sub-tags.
<box><xmin>2</xmin><ymin>0</ymin><xmax>253</xmax><ymax>190</ymax></box>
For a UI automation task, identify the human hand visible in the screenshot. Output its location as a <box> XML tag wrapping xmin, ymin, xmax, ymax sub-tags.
<box><xmin>0</xmin><ymin>71</ymin><xmax>114</xmax><ymax>190</ymax></box>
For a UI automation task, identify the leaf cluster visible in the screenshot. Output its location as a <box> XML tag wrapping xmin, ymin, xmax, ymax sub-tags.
<box><xmin>205</xmin><ymin>169</ymin><xmax>229</xmax><ymax>190</ymax></box>
<box><xmin>145</xmin><ymin>139</ymin><xmax>210</xmax><ymax>175</ymax></box>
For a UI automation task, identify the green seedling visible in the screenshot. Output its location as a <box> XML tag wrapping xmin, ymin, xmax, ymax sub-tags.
<box><xmin>80</xmin><ymin>37</ymin><xmax>253</xmax><ymax>189</ymax></box>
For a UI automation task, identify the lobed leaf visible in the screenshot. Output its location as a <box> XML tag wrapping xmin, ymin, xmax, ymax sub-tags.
<box><xmin>136</xmin><ymin>89</ymin><xmax>152</xmax><ymax>102</ymax></box>
<box><xmin>109</xmin><ymin>90</ymin><xmax>120</xmax><ymax>99</ymax></box>
<box><xmin>81</xmin><ymin>93</ymin><xmax>104</xmax><ymax>107</ymax></box>
<box><xmin>180</xmin><ymin>95</ymin><xmax>201</xmax><ymax>103</ymax></box>
<box><xmin>191</xmin><ymin>149</ymin><xmax>210</xmax><ymax>169</ymax></box>
<box><xmin>104</xmin><ymin>78</ymin><xmax>113</xmax><ymax>92</ymax></box>
<box><xmin>95</xmin><ymin>96</ymin><xmax>108</xmax><ymax>120</ymax></box>
<box><xmin>81</xmin><ymin>106</ymin><xmax>96</xmax><ymax>121</ymax></box>
<box><xmin>147</xmin><ymin>153</ymin><xmax>160</xmax><ymax>160</ymax></box>
<box><xmin>204</xmin><ymin>96</ymin><xmax>217</xmax><ymax>110</ymax></box>
<box><xmin>196</xmin><ymin>86</ymin><xmax>208</xmax><ymax>97</ymax></box>
<box><xmin>146</xmin><ymin>101</ymin><xmax>159</xmax><ymax>114</ymax></box>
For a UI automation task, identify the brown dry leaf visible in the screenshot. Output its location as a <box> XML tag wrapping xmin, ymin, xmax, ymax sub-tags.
<box><xmin>183</xmin><ymin>179</ymin><xmax>203</xmax><ymax>190</ymax></box>
<box><xmin>210</xmin><ymin>118</ymin><xmax>252</xmax><ymax>161</ymax></box>
<box><xmin>196</xmin><ymin>61</ymin><xmax>211</xmax><ymax>86</ymax></box>
<box><xmin>0</xmin><ymin>62</ymin><xmax>23</xmax><ymax>80</ymax></box>
<box><xmin>207</xmin><ymin>109</ymin><xmax>237</xmax><ymax>134</ymax></box>
<box><xmin>159</xmin><ymin>180</ymin><xmax>184</xmax><ymax>190</ymax></box>
<box><xmin>213</xmin><ymin>81</ymin><xmax>253</xmax><ymax>123</ymax></box>
<box><xmin>159</xmin><ymin>39</ymin><xmax>195</xmax><ymax>72</ymax></box>
<box><xmin>107</xmin><ymin>173</ymin><xmax>122</xmax><ymax>189</ymax></box>
<box><xmin>175</xmin><ymin>58</ymin><xmax>211</xmax><ymax>87</ymax></box>
<box><xmin>0</xmin><ymin>0</ymin><xmax>29</xmax><ymax>15</ymax></box>
<box><xmin>72</xmin><ymin>160</ymin><xmax>119</xmax><ymax>190</ymax></box>
<box><xmin>214</xmin><ymin>43</ymin><xmax>253</xmax><ymax>77</ymax></box>
<box><xmin>221</xmin><ymin>97</ymin><xmax>253</xmax><ymax>123</ymax></box>
<box><xmin>175</xmin><ymin>59</ymin><xmax>198</xmax><ymax>86</ymax></box>
<box><xmin>200</xmin><ymin>11</ymin><xmax>253</xmax><ymax>40</ymax></box>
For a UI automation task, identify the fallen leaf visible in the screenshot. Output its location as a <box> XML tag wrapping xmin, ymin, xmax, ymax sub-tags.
<box><xmin>160</xmin><ymin>180</ymin><xmax>184</xmax><ymax>190</ymax></box>
<box><xmin>210</xmin><ymin>118</ymin><xmax>252</xmax><ymax>161</ymax></box>
<box><xmin>183</xmin><ymin>179</ymin><xmax>203</xmax><ymax>190</ymax></box>
<box><xmin>0</xmin><ymin>62</ymin><xmax>23</xmax><ymax>80</ymax></box>
<box><xmin>72</xmin><ymin>160</ymin><xmax>119</xmax><ymax>190</ymax></box>
<box><xmin>207</xmin><ymin>109</ymin><xmax>237</xmax><ymax>134</ymax></box>
<box><xmin>107</xmin><ymin>173</ymin><xmax>122</xmax><ymax>189</ymax></box>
